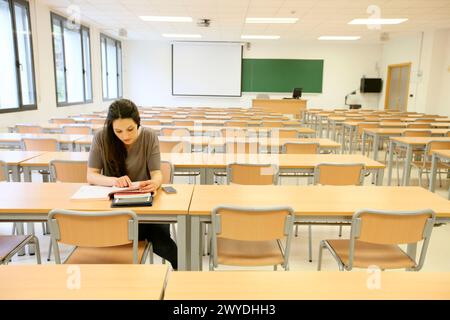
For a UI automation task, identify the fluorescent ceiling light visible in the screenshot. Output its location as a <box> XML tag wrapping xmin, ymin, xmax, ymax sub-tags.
<box><xmin>348</xmin><ymin>18</ymin><xmax>407</xmax><ymax>25</ymax></box>
<box><xmin>140</xmin><ymin>16</ymin><xmax>192</xmax><ymax>22</ymax></box>
<box><xmin>246</xmin><ymin>17</ymin><xmax>298</xmax><ymax>24</ymax></box>
<box><xmin>318</xmin><ymin>36</ymin><xmax>360</xmax><ymax>40</ymax></box>
<box><xmin>162</xmin><ymin>34</ymin><xmax>201</xmax><ymax>38</ymax></box>
<box><xmin>241</xmin><ymin>35</ymin><xmax>280</xmax><ymax>40</ymax></box>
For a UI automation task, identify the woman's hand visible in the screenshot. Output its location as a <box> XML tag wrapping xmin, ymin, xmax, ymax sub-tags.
<box><xmin>114</xmin><ymin>175</ymin><xmax>132</xmax><ymax>188</ymax></box>
<box><xmin>138</xmin><ymin>180</ymin><xmax>159</xmax><ymax>194</ymax></box>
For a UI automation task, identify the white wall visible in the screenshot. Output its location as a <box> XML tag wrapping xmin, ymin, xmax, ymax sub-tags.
<box><xmin>124</xmin><ymin>40</ymin><xmax>383</xmax><ymax>110</ymax></box>
<box><xmin>0</xmin><ymin>0</ymin><xmax>111</xmax><ymax>131</ymax></box>
<box><xmin>379</xmin><ymin>29</ymin><xmax>450</xmax><ymax>116</ymax></box>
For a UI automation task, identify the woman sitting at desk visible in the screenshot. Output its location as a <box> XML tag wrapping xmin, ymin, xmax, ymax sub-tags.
<box><xmin>87</xmin><ymin>99</ymin><xmax>177</xmax><ymax>269</ymax></box>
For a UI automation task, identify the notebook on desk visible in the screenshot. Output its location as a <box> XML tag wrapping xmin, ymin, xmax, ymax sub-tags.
<box><xmin>71</xmin><ymin>184</ymin><xmax>148</xmax><ymax>201</ymax></box>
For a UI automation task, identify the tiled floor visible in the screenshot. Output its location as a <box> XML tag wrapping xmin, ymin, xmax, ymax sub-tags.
<box><xmin>2</xmin><ymin>154</ymin><xmax>450</xmax><ymax>272</ymax></box>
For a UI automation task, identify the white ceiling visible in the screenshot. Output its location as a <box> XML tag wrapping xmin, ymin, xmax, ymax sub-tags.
<box><xmin>42</xmin><ymin>0</ymin><xmax>450</xmax><ymax>43</ymax></box>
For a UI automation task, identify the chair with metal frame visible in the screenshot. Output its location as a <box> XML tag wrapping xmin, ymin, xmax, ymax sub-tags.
<box><xmin>49</xmin><ymin>160</ymin><xmax>88</xmax><ymax>183</ymax></box>
<box><xmin>15</xmin><ymin>125</ymin><xmax>43</xmax><ymax>133</ymax></box>
<box><xmin>227</xmin><ymin>163</ymin><xmax>279</xmax><ymax>185</ymax></box>
<box><xmin>21</xmin><ymin>138</ymin><xmax>59</xmax><ymax>183</ymax></box>
<box><xmin>209</xmin><ymin>205</ymin><xmax>295</xmax><ymax>271</ymax></box>
<box><xmin>62</xmin><ymin>125</ymin><xmax>93</xmax><ymax>135</ymax></box>
<box><xmin>48</xmin><ymin>209</ymin><xmax>152</xmax><ymax>264</ymax></box>
<box><xmin>411</xmin><ymin>140</ymin><xmax>450</xmax><ymax>188</ymax></box>
<box><xmin>0</xmin><ymin>235</ymin><xmax>41</xmax><ymax>265</ymax></box>
<box><xmin>296</xmin><ymin>163</ymin><xmax>366</xmax><ymax>263</ymax></box>
<box><xmin>318</xmin><ymin>209</ymin><xmax>435</xmax><ymax>271</ymax></box>
<box><xmin>279</xmin><ymin>142</ymin><xmax>320</xmax><ymax>184</ymax></box>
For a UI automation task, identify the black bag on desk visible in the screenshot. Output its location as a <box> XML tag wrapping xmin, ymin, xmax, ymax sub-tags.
<box><xmin>111</xmin><ymin>195</ymin><xmax>153</xmax><ymax>207</ymax></box>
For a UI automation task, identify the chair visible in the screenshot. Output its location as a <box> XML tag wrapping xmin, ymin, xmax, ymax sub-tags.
<box><xmin>173</xmin><ymin>121</ymin><xmax>194</xmax><ymax>127</ymax></box>
<box><xmin>62</xmin><ymin>125</ymin><xmax>92</xmax><ymax>135</ymax></box>
<box><xmin>407</xmin><ymin>123</ymin><xmax>432</xmax><ymax>129</ymax></box>
<box><xmin>318</xmin><ymin>209</ymin><xmax>435</xmax><ymax>271</ymax></box>
<box><xmin>412</xmin><ymin>140</ymin><xmax>450</xmax><ymax>188</ymax></box>
<box><xmin>276</xmin><ymin>129</ymin><xmax>298</xmax><ymax>139</ymax></box>
<box><xmin>295</xmin><ymin>163</ymin><xmax>365</xmax><ymax>262</ymax></box>
<box><xmin>447</xmin><ymin>131</ymin><xmax>450</xmax><ymax>137</ymax></box>
<box><xmin>48</xmin><ymin>209</ymin><xmax>152</xmax><ymax>264</ymax></box>
<box><xmin>209</xmin><ymin>205</ymin><xmax>295</xmax><ymax>270</ymax></box>
<box><xmin>389</xmin><ymin>130</ymin><xmax>432</xmax><ymax>185</ymax></box>
<box><xmin>262</xmin><ymin>121</ymin><xmax>284</xmax><ymax>128</ymax></box>
<box><xmin>141</xmin><ymin>120</ymin><xmax>162</xmax><ymax>126</ymax></box>
<box><xmin>355</xmin><ymin>123</ymin><xmax>379</xmax><ymax>154</ymax></box>
<box><xmin>0</xmin><ymin>160</ymin><xmax>7</xmax><ymax>182</ymax></box>
<box><xmin>22</xmin><ymin>138</ymin><xmax>59</xmax><ymax>182</ymax></box>
<box><xmin>282</xmin><ymin>142</ymin><xmax>319</xmax><ymax>154</ymax></box>
<box><xmin>0</xmin><ymin>235</ymin><xmax>41</xmax><ymax>265</ymax></box>
<box><xmin>227</xmin><ymin>163</ymin><xmax>279</xmax><ymax>185</ymax></box>
<box><xmin>49</xmin><ymin>160</ymin><xmax>88</xmax><ymax>183</ymax></box>
<box><xmin>220</xmin><ymin>128</ymin><xmax>247</xmax><ymax>138</ymax></box>
<box><xmin>160</xmin><ymin>127</ymin><xmax>190</xmax><ymax>137</ymax></box>
<box><xmin>16</xmin><ymin>125</ymin><xmax>43</xmax><ymax>133</ymax></box>
<box><xmin>225</xmin><ymin>141</ymin><xmax>259</xmax><ymax>154</ymax></box>
<box><xmin>159</xmin><ymin>140</ymin><xmax>191</xmax><ymax>153</ymax></box>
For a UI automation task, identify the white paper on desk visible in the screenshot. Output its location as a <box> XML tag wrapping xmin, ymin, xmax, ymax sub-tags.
<box><xmin>71</xmin><ymin>183</ymin><xmax>140</xmax><ymax>200</ymax></box>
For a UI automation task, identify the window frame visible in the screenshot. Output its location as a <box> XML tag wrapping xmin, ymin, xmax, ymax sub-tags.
<box><xmin>0</xmin><ymin>0</ymin><xmax>37</xmax><ymax>114</ymax></box>
<box><xmin>50</xmin><ymin>12</ymin><xmax>93</xmax><ymax>107</ymax></box>
<box><xmin>100</xmin><ymin>33</ymin><xmax>122</xmax><ymax>101</ymax></box>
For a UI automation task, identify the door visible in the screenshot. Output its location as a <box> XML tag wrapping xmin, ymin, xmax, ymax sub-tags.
<box><xmin>385</xmin><ymin>63</ymin><xmax>411</xmax><ymax>111</ymax></box>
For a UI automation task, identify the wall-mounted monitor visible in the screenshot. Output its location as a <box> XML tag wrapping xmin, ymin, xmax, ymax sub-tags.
<box><xmin>360</xmin><ymin>78</ymin><xmax>382</xmax><ymax>93</ymax></box>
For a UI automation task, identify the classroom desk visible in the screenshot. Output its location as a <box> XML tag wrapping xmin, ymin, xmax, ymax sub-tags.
<box><xmin>362</xmin><ymin>128</ymin><xmax>449</xmax><ymax>161</ymax></box>
<box><xmin>208</xmin><ymin>137</ymin><xmax>340</xmax><ymax>154</ymax></box>
<box><xmin>387</xmin><ymin>137</ymin><xmax>450</xmax><ymax>186</ymax></box>
<box><xmin>0</xmin><ymin>182</ymin><xmax>193</xmax><ymax>270</ymax></box>
<box><xmin>20</xmin><ymin>151</ymin><xmax>89</xmax><ymax>182</ymax></box>
<box><xmin>188</xmin><ymin>184</ymin><xmax>450</xmax><ymax>270</ymax></box>
<box><xmin>0</xmin><ymin>264</ymin><xmax>168</xmax><ymax>300</ymax></box>
<box><xmin>161</xmin><ymin>153</ymin><xmax>385</xmax><ymax>185</ymax></box>
<box><xmin>429</xmin><ymin>149</ymin><xmax>450</xmax><ymax>199</ymax></box>
<box><xmin>0</xmin><ymin>133</ymin><xmax>87</xmax><ymax>151</ymax></box>
<box><xmin>0</xmin><ymin>151</ymin><xmax>44</xmax><ymax>181</ymax></box>
<box><xmin>164</xmin><ymin>271</ymin><xmax>450</xmax><ymax>300</ymax></box>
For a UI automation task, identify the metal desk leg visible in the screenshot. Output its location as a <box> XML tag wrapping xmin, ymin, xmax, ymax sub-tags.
<box><xmin>372</xmin><ymin>134</ymin><xmax>380</xmax><ymax>161</ymax></box>
<box><xmin>26</xmin><ymin>223</ymin><xmax>36</xmax><ymax>255</ymax></box>
<box><xmin>23</xmin><ymin>167</ymin><xmax>33</xmax><ymax>182</ymax></box>
<box><xmin>406</xmin><ymin>243</ymin><xmax>417</xmax><ymax>262</ymax></box>
<box><xmin>402</xmin><ymin>145</ymin><xmax>413</xmax><ymax>186</ymax></box>
<box><xmin>177</xmin><ymin>215</ymin><xmax>189</xmax><ymax>271</ymax></box>
<box><xmin>387</xmin><ymin>140</ymin><xmax>394</xmax><ymax>186</ymax></box>
<box><xmin>429</xmin><ymin>153</ymin><xmax>438</xmax><ymax>193</ymax></box>
<box><xmin>361</xmin><ymin>132</ymin><xmax>366</xmax><ymax>155</ymax></box>
<box><xmin>16</xmin><ymin>223</ymin><xmax>26</xmax><ymax>256</ymax></box>
<box><xmin>190</xmin><ymin>216</ymin><xmax>202</xmax><ymax>271</ymax></box>
<box><xmin>10</xmin><ymin>165</ymin><xmax>21</xmax><ymax>182</ymax></box>
<box><xmin>349</xmin><ymin>127</ymin><xmax>354</xmax><ymax>154</ymax></box>
<box><xmin>341</xmin><ymin>125</ymin><xmax>346</xmax><ymax>154</ymax></box>
<box><xmin>376</xmin><ymin>168</ymin><xmax>384</xmax><ymax>186</ymax></box>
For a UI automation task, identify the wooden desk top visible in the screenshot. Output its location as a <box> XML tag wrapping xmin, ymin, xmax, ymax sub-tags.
<box><xmin>364</xmin><ymin>128</ymin><xmax>450</xmax><ymax>135</ymax></box>
<box><xmin>0</xmin><ymin>133</ymin><xmax>87</xmax><ymax>143</ymax></box>
<box><xmin>20</xmin><ymin>151</ymin><xmax>89</xmax><ymax>166</ymax></box>
<box><xmin>0</xmin><ymin>183</ymin><xmax>193</xmax><ymax>215</ymax></box>
<box><xmin>188</xmin><ymin>185</ymin><xmax>450</xmax><ymax>217</ymax></box>
<box><xmin>160</xmin><ymin>153</ymin><xmax>385</xmax><ymax>169</ymax></box>
<box><xmin>164</xmin><ymin>271</ymin><xmax>450</xmax><ymax>300</ymax></box>
<box><xmin>433</xmin><ymin>149</ymin><xmax>450</xmax><ymax>159</ymax></box>
<box><xmin>209</xmin><ymin>138</ymin><xmax>340</xmax><ymax>148</ymax></box>
<box><xmin>391</xmin><ymin>137</ymin><xmax>450</xmax><ymax>146</ymax></box>
<box><xmin>0</xmin><ymin>151</ymin><xmax>44</xmax><ymax>165</ymax></box>
<box><xmin>0</xmin><ymin>264</ymin><xmax>168</xmax><ymax>300</ymax></box>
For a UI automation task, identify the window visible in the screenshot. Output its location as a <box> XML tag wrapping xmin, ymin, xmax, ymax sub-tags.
<box><xmin>100</xmin><ymin>34</ymin><xmax>122</xmax><ymax>100</ymax></box>
<box><xmin>51</xmin><ymin>13</ymin><xmax>92</xmax><ymax>106</ymax></box>
<box><xmin>0</xmin><ymin>0</ymin><xmax>36</xmax><ymax>113</ymax></box>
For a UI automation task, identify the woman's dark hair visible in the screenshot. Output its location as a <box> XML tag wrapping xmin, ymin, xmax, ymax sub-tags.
<box><xmin>103</xmin><ymin>99</ymin><xmax>141</xmax><ymax>177</ymax></box>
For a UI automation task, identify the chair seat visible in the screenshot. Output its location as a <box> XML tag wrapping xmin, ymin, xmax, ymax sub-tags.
<box><xmin>217</xmin><ymin>238</ymin><xmax>283</xmax><ymax>266</ymax></box>
<box><xmin>0</xmin><ymin>235</ymin><xmax>32</xmax><ymax>261</ymax></box>
<box><xmin>64</xmin><ymin>241</ymin><xmax>149</xmax><ymax>264</ymax></box>
<box><xmin>326</xmin><ymin>239</ymin><xmax>416</xmax><ymax>269</ymax></box>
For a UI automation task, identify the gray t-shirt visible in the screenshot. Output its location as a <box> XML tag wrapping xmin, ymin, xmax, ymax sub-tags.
<box><xmin>88</xmin><ymin>127</ymin><xmax>161</xmax><ymax>181</ymax></box>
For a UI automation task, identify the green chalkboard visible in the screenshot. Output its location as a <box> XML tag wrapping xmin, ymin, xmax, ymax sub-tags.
<box><xmin>242</xmin><ymin>59</ymin><xmax>323</xmax><ymax>93</ymax></box>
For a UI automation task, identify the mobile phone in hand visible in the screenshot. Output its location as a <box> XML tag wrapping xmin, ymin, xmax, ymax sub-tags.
<box><xmin>162</xmin><ymin>186</ymin><xmax>177</xmax><ymax>194</ymax></box>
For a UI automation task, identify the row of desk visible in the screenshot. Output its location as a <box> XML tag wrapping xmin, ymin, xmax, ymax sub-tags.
<box><xmin>0</xmin><ymin>151</ymin><xmax>385</xmax><ymax>185</ymax></box>
<box><xmin>2</xmin><ymin>264</ymin><xmax>450</xmax><ymax>299</ymax></box>
<box><xmin>1</xmin><ymin>182</ymin><xmax>450</xmax><ymax>271</ymax></box>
